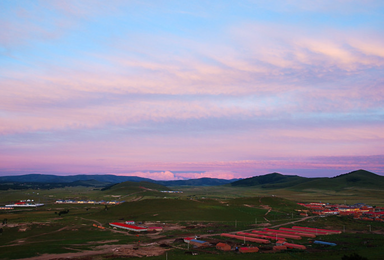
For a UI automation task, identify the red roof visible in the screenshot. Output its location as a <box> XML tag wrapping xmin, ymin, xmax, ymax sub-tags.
<box><xmin>109</xmin><ymin>222</ymin><xmax>147</xmax><ymax>230</ymax></box>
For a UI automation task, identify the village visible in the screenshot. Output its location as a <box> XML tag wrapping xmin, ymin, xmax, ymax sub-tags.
<box><xmin>55</xmin><ymin>199</ymin><xmax>124</xmax><ymax>205</ymax></box>
<box><xmin>0</xmin><ymin>199</ymin><xmax>125</xmax><ymax>210</ymax></box>
<box><xmin>1</xmin><ymin>194</ymin><xmax>383</xmax><ymax>259</ymax></box>
<box><xmin>97</xmin><ymin>200</ymin><xmax>384</xmax><ymax>255</ymax></box>
<box><xmin>298</xmin><ymin>202</ymin><xmax>384</xmax><ymax>222</ymax></box>
<box><xmin>107</xmin><ymin>219</ymin><xmax>342</xmax><ymax>254</ymax></box>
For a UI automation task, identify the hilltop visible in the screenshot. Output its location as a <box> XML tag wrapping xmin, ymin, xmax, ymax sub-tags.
<box><xmin>290</xmin><ymin>169</ymin><xmax>384</xmax><ymax>191</ymax></box>
<box><xmin>0</xmin><ymin>174</ymin><xmax>152</xmax><ymax>183</ymax></box>
<box><xmin>1</xmin><ymin>169</ymin><xmax>383</xmax><ymax>191</ymax></box>
<box><xmin>230</xmin><ymin>172</ymin><xmax>314</xmax><ymax>188</ymax></box>
<box><xmin>0</xmin><ymin>174</ymin><xmax>235</xmax><ymax>187</ymax></box>
<box><xmin>230</xmin><ymin>169</ymin><xmax>384</xmax><ymax>191</ymax></box>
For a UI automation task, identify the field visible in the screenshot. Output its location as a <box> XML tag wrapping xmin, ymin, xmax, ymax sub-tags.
<box><xmin>1</xmin><ymin>184</ymin><xmax>384</xmax><ymax>260</ymax></box>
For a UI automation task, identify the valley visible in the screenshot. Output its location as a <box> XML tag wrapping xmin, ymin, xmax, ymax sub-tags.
<box><xmin>1</xmin><ymin>170</ymin><xmax>384</xmax><ymax>260</ymax></box>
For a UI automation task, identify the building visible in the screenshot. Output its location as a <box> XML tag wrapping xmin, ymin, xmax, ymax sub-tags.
<box><xmin>109</xmin><ymin>222</ymin><xmax>147</xmax><ymax>232</ymax></box>
<box><xmin>189</xmin><ymin>239</ymin><xmax>210</xmax><ymax>248</ymax></box>
<box><xmin>216</xmin><ymin>243</ymin><xmax>231</xmax><ymax>251</ymax></box>
<box><xmin>5</xmin><ymin>201</ymin><xmax>44</xmax><ymax>207</ymax></box>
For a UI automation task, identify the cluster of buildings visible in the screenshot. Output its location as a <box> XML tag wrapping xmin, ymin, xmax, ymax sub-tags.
<box><xmin>182</xmin><ymin>226</ymin><xmax>340</xmax><ymax>253</ymax></box>
<box><xmin>160</xmin><ymin>190</ymin><xmax>183</xmax><ymax>193</ymax></box>
<box><xmin>55</xmin><ymin>199</ymin><xmax>123</xmax><ymax>205</ymax></box>
<box><xmin>4</xmin><ymin>200</ymin><xmax>44</xmax><ymax>208</ymax></box>
<box><xmin>0</xmin><ymin>206</ymin><xmax>13</xmax><ymax>210</ymax></box>
<box><xmin>298</xmin><ymin>202</ymin><xmax>384</xmax><ymax>221</ymax></box>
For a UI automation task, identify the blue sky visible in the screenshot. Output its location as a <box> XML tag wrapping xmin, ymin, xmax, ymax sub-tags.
<box><xmin>1</xmin><ymin>0</ymin><xmax>384</xmax><ymax>179</ymax></box>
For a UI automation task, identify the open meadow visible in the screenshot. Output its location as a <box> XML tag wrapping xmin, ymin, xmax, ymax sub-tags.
<box><xmin>1</xmin><ymin>183</ymin><xmax>384</xmax><ymax>260</ymax></box>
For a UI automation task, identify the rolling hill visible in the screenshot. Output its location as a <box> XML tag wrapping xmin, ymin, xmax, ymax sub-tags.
<box><xmin>101</xmin><ymin>181</ymin><xmax>171</xmax><ymax>196</ymax></box>
<box><xmin>289</xmin><ymin>169</ymin><xmax>384</xmax><ymax>191</ymax></box>
<box><xmin>0</xmin><ymin>179</ymin><xmax>111</xmax><ymax>190</ymax></box>
<box><xmin>0</xmin><ymin>174</ymin><xmax>235</xmax><ymax>187</ymax></box>
<box><xmin>155</xmin><ymin>177</ymin><xmax>236</xmax><ymax>186</ymax></box>
<box><xmin>1</xmin><ymin>170</ymin><xmax>383</xmax><ymax>191</ymax></box>
<box><xmin>230</xmin><ymin>172</ymin><xmax>315</xmax><ymax>188</ymax></box>
<box><xmin>0</xmin><ymin>174</ymin><xmax>152</xmax><ymax>183</ymax></box>
<box><xmin>93</xmin><ymin>196</ymin><xmax>300</xmax><ymax>222</ymax></box>
<box><xmin>230</xmin><ymin>170</ymin><xmax>384</xmax><ymax>191</ymax></box>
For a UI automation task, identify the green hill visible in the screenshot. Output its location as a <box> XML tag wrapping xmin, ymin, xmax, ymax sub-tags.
<box><xmin>229</xmin><ymin>170</ymin><xmax>384</xmax><ymax>191</ymax></box>
<box><xmin>230</xmin><ymin>172</ymin><xmax>313</xmax><ymax>188</ymax></box>
<box><xmin>0</xmin><ymin>174</ymin><xmax>152</xmax><ymax>183</ymax></box>
<box><xmin>70</xmin><ymin>179</ymin><xmax>111</xmax><ymax>187</ymax></box>
<box><xmin>290</xmin><ymin>169</ymin><xmax>384</xmax><ymax>191</ymax></box>
<box><xmin>93</xmin><ymin>196</ymin><xmax>301</xmax><ymax>222</ymax></box>
<box><xmin>155</xmin><ymin>177</ymin><xmax>235</xmax><ymax>186</ymax></box>
<box><xmin>101</xmin><ymin>181</ymin><xmax>171</xmax><ymax>195</ymax></box>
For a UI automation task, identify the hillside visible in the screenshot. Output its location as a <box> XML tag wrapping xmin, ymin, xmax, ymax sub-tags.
<box><xmin>290</xmin><ymin>169</ymin><xmax>384</xmax><ymax>191</ymax></box>
<box><xmin>230</xmin><ymin>170</ymin><xmax>384</xmax><ymax>191</ymax></box>
<box><xmin>154</xmin><ymin>177</ymin><xmax>236</xmax><ymax>186</ymax></box>
<box><xmin>0</xmin><ymin>174</ymin><xmax>152</xmax><ymax>183</ymax></box>
<box><xmin>69</xmin><ymin>179</ymin><xmax>110</xmax><ymax>187</ymax></box>
<box><xmin>0</xmin><ymin>174</ymin><xmax>235</xmax><ymax>187</ymax></box>
<box><xmin>2</xmin><ymin>170</ymin><xmax>383</xmax><ymax>191</ymax></box>
<box><xmin>101</xmin><ymin>181</ymin><xmax>171</xmax><ymax>196</ymax></box>
<box><xmin>0</xmin><ymin>179</ymin><xmax>111</xmax><ymax>190</ymax></box>
<box><xmin>230</xmin><ymin>172</ymin><xmax>313</xmax><ymax>188</ymax></box>
<box><xmin>93</xmin><ymin>196</ymin><xmax>301</xmax><ymax>222</ymax></box>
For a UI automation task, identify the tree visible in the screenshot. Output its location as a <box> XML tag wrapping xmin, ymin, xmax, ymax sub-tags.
<box><xmin>342</xmin><ymin>253</ymin><xmax>368</xmax><ymax>260</ymax></box>
<box><xmin>58</xmin><ymin>209</ymin><xmax>69</xmax><ymax>217</ymax></box>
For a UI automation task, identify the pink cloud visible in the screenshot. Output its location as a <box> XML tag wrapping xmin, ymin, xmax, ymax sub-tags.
<box><xmin>2</xmin><ymin>155</ymin><xmax>383</xmax><ymax>178</ymax></box>
<box><xmin>114</xmin><ymin>171</ymin><xmax>178</xmax><ymax>181</ymax></box>
<box><xmin>174</xmin><ymin>171</ymin><xmax>236</xmax><ymax>180</ymax></box>
<box><xmin>113</xmin><ymin>170</ymin><xmax>236</xmax><ymax>180</ymax></box>
<box><xmin>230</xmin><ymin>23</ymin><xmax>384</xmax><ymax>71</ymax></box>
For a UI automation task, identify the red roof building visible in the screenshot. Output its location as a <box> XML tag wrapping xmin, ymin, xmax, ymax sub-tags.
<box><xmin>109</xmin><ymin>222</ymin><xmax>147</xmax><ymax>232</ymax></box>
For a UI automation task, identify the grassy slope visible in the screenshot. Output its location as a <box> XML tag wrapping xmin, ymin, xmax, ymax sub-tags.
<box><xmin>290</xmin><ymin>169</ymin><xmax>384</xmax><ymax>191</ymax></box>
<box><xmin>0</xmin><ymin>181</ymin><xmax>170</xmax><ymax>205</ymax></box>
<box><xmin>230</xmin><ymin>170</ymin><xmax>384</xmax><ymax>191</ymax></box>
<box><xmin>1</xmin><ymin>185</ymin><xmax>384</xmax><ymax>260</ymax></box>
<box><xmin>93</xmin><ymin>198</ymin><xmax>270</xmax><ymax>222</ymax></box>
<box><xmin>155</xmin><ymin>178</ymin><xmax>233</xmax><ymax>186</ymax></box>
<box><xmin>177</xmin><ymin>184</ymin><xmax>384</xmax><ymax>206</ymax></box>
<box><xmin>230</xmin><ymin>172</ymin><xmax>312</xmax><ymax>187</ymax></box>
<box><xmin>102</xmin><ymin>181</ymin><xmax>171</xmax><ymax>195</ymax></box>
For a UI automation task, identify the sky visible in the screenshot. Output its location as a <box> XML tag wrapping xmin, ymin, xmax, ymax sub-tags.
<box><xmin>1</xmin><ymin>0</ymin><xmax>384</xmax><ymax>180</ymax></box>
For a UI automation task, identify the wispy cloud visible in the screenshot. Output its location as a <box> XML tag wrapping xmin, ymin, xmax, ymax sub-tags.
<box><xmin>1</xmin><ymin>1</ymin><xmax>383</xmax><ymax>178</ymax></box>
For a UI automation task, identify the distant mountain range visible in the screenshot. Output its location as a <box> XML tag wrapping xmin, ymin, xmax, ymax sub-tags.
<box><xmin>0</xmin><ymin>169</ymin><xmax>383</xmax><ymax>190</ymax></box>
<box><xmin>0</xmin><ymin>174</ymin><xmax>238</xmax><ymax>189</ymax></box>
<box><xmin>229</xmin><ymin>169</ymin><xmax>384</xmax><ymax>190</ymax></box>
<box><xmin>154</xmin><ymin>177</ymin><xmax>236</xmax><ymax>186</ymax></box>
<box><xmin>0</xmin><ymin>174</ymin><xmax>152</xmax><ymax>184</ymax></box>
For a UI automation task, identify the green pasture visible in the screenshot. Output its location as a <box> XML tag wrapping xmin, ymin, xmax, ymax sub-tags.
<box><xmin>291</xmin><ymin>215</ymin><xmax>384</xmax><ymax>233</ymax></box>
<box><xmin>0</xmin><ymin>217</ymin><xmax>141</xmax><ymax>259</ymax></box>
<box><xmin>0</xmin><ymin>204</ymin><xmax>105</xmax><ymax>223</ymax></box>
<box><xmin>90</xmin><ymin>197</ymin><xmax>303</xmax><ymax>223</ymax></box>
<box><xmin>177</xmin><ymin>185</ymin><xmax>384</xmax><ymax>206</ymax></box>
<box><xmin>1</xmin><ymin>183</ymin><xmax>384</xmax><ymax>260</ymax></box>
<box><xmin>93</xmin><ymin>198</ymin><xmax>266</xmax><ymax>222</ymax></box>
<box><xmin>2</xmin><ymin>182</ymin><xmax>384</xmax><ymax>207</ymax></box>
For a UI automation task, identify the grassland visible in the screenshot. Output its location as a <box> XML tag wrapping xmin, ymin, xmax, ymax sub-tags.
<box><xmin>1</xmin><ymin>183</ymin><xmax>384</xmax><ymax>260</ymax></box>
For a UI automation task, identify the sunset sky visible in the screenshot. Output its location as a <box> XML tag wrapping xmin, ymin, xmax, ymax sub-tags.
<box><xmin>1</xmin><ymin>0</ymin><xmax>384</xmax><ymax>180</ymax></box>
